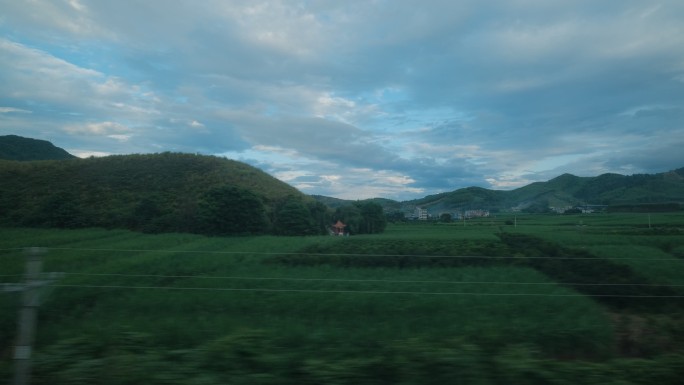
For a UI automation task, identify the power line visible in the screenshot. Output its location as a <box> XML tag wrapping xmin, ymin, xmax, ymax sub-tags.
<box><xmin>60</xmin><ymin>272</ymin><xmax>684</xmax><ymax>287</ymax></box>
<box><xmin>48</xmin><ymin>283</ymin><xmax>684</xmax><ymax>298</ymax></box>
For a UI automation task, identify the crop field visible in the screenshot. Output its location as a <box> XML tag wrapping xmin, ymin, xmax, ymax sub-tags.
<box><xmin>1</xmin><ymin>212</ymin><xmax>684</xmax><ymax>384</ymax></box>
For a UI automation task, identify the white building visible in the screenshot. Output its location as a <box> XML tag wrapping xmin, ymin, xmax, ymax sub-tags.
<box><xmin>464</xmin><ymin>209</ymin><xmax>490</xmax><ymax>218</ymax></box>
<box><xmin>414</xmin><ymin>207</ymin><xmax>428</xmax><ymax>220</ymax></box>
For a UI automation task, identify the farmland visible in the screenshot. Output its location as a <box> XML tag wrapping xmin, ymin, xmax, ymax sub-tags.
<box><xmin>2</xmin><ymin>212</ymin><xmax>684</xmax><ymax>384</ymax></box>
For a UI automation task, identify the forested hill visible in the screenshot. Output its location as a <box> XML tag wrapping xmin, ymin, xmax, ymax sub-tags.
<box><xmin>402</xmin><ymin>168</ymin><xmax>684</xmax><ymax>213</ymax></box>
<box><xmin>0</xmin><ymin>134</ymin><xmax>76</xmax><ymax>160</ymax></box>
<box><xmin>0</xmin><ymin>152</ymin><xmax>328</xmax><ymax>235</ymax></box>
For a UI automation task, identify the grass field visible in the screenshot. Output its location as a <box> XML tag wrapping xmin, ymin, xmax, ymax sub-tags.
<box><xmin>2</xmin><ymin>213</ymin><xmax>684</xmax><ymax>384</ymax></box>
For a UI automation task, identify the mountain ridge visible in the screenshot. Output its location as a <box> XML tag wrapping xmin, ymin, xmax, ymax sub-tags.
<box><xmin>2</xmin><ymin>135</ymin><xmax>682</xmax><ymax>216</ymax></box>
<box><xmin>0</xmin><ymin>134</ymin><xmax>76</xmax><ymax>160</ymax></box>
<box><xmin>315</xmin><ymin>168</ymin><xmax>684</xmax><ymax>215</ymax></box>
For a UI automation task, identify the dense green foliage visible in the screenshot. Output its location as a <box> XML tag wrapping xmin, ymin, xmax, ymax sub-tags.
<box><xmin>0</xmin><ymin>152</ymin><xmax>388</xmax><ymax>236</ymax></box>
<box><xmin>271</xmin><ymin>196</ymin><xmax>329</xmax><ymax>236</ymax></box>
<box><xmin>197</xmin><ymin>186</ymin><xmax>269</xmax><ymax>235</ymax></box>
<box><xmin>1</xmin><ymin>213</ymin><xmax>683</xmax><ymax>383</ymax></box>
<box><xmin>0</xmin><ymin>135</ymin><xmax>76</xmax><ymax>161</ymax></box>
<box><xmin>332</xmin><ymin>201</ymin><xmax>387</xmax><ymax>235</ymax></box>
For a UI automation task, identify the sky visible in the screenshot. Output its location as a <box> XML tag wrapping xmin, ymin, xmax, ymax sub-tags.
<box><xmin>1</xmin><ymin>1</ymin><xmax>683</xmax><ymax>201</ymax></box>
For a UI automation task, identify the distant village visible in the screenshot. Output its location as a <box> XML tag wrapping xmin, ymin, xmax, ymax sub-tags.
<box><xmin>407</xmin><ymin>204</ymin><xmax>609</xmax><ymax>221</ymax></box>
<box><xmin>547</xmin><ymin>205</ymin><xmax>608</xmax><ymax>214</ymax></box>
<box><xmin>409</xmin><ymin>207</ymin><xmax>491</xmax><ymax>221</ymax></box>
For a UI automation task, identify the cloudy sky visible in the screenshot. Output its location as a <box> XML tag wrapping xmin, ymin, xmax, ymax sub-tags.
<box><xmin>1</xmin><ymin>1</ymin><xmax>683</xmax><ymax>200</ymax></box>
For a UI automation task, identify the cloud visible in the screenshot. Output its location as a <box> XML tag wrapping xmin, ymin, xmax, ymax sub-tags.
<box><xmin>65</xmin><ymin>121</ymin><xmax>131</xmax><ymax>136</ymax></box>
<box><xmin>0</xmin><ymin>107</ymin><xmax>32</xmax><ymax>114</ymax></box>
<box><xmin>1</xmin><ymin>0</ymin><xmax>683</xmax><ymax>200</ymax></box>
<box><xmin>69</xmin><ymin>150</ymin><xmax>112</xmax><ymax>158</ymax></box>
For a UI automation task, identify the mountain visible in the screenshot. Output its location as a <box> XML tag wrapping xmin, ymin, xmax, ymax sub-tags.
<box><xmin>310</xmin><ymin>195</ymin><xmax>350</xmax><ymax>209</ymax></box>
<box><xmin>0</xmin><ymin>134</ymin><xmax>76</xmax><ymax>160</ymax></box>
<box><xmin>311</xmin><ymin>195</ymin><xmax>402</xmax><ymax>211</ymax></box>
<box><xmin>508</xmin><ymin>169</ymin><xmax>684</xmax><ymax>209</ymax></box>
<box><xmin>0</xmin><ymin>152</ymin><xmax>313</xmax><ymax>234</ymax></box>
<box><xmin>313</xmin><ymin>168</ymin><xmax>684</xmax><ymax>215</ymax></box>
<box><xmin>404</xmin><ymin>187</ymin><xmax>509</xmax><ymax>212</ymax></box>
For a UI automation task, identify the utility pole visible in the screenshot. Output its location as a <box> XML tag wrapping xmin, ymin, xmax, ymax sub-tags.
<box><xmin>10</xmin><ymin>247</ymin><xmax>47</xmax><ymax>385</ymax></box>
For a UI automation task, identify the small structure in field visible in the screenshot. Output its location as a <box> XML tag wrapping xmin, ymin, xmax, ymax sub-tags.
<box><xmin>330</xmin><ymin>220</ymin><xmax>347</xmax><ymax>236</ymax></box>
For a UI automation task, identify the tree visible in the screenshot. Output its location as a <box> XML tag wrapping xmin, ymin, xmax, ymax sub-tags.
<box><xmin>386</xmin><ymin>211</ymin><xmax>406</xmax><ymax>223</ymax></box>
<box><xmin>307</xmin><ymin>200</ymin><xmax>331</xmax><ymax>235</ymax></box>
<box><xmin>273</xmin><ymin>197</ymin><xmax>316</xmax><ymax>236</ymax></box>
<box><xmin>333</xmin><ymin>201</ymin><xmax>387</xmax><ymax>235</ymax></box>
<box><xmin>26</xmin><ymin>191</ymin><xmax>87</xmax><ymax>228</ymax></box>
<box><xmin>333</xmin><ymin>205</ymin><xmax>363</xmax><ymax>235</ymax></box>
<box><xmin>440</xmin><ymin>213</ymin><xmax>453</xmax><ymax>223</ymax></box>
<box><xmin>197</xmin><ymin>186</ymin><xmax>268</xmax><ymax>235</ymax></box>
<box><xmin>355</xmin><ymin>201</ymin><xmax>387</xmax><ymax>234</ymax></box>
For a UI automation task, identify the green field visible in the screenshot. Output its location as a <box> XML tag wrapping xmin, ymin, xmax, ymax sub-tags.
<box><xmin>2</xmin><ymin>213</ymin><xmax>684</xmax><ymax>384</ymax></box>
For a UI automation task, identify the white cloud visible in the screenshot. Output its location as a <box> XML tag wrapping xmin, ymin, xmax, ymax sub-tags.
<box><xmin>107</xmin><ymin>134</ymin><xmax>132</xmax><ymax>142</ymax></box>
<box><xmin>486</xmin><ymin>176</ymin><xmax>534</xmax><ymax>190</ymax></box>
<box><xmin>65</xmin><ymin>121</ymin><xmax>131</xmax><ymax>136</ymax></box>
<box><xmin>0</xmin><ymin>38</ymin><xmax>160</xmax><ymax>122</ymax></box>
<box><xmin>2</xmin><ymin>0</ymin><xmax>684</xmax><ymax>199</ymax></box>
<box><xmin>69</xmin><ymin>150</ymin><xmax>112</xmax><ymax>158</ymax></box>
<box><xmin>0</xmin><ymin>107</ymin><xmax>32</xmax><ymax>114</ymax></box>
<box><xmin>0</xmin><ymin>0</ymin><xmax>107</xmax><ymax>38</ymax></box>
<box><xmin>68</xmin><ymin>0</ymin><xmax>85</xmax><ymax>12</ymax></box>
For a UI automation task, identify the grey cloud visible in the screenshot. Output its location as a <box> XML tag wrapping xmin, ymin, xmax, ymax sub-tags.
<box><xmin>226</xmin><ymin>114</ymin><xmax>401</xmax><ymax>168</ymax></box>
<box><xmin>1</xmin><ymin>0</ymin><xmax>683</xmax><ymax>199</ymax></box>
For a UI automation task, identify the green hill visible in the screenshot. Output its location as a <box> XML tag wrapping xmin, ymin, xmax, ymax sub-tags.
<box><xmin>0</xmin><ymin>152</ymin><xmax>321</xmax><ymax>234</ymax></box>
<box><xmin>310</xmin><ymin>194</ymin><xmax>350</xmax><ymax>209</ymax></box>
<box><xmin>509</xmin><ymin>169</ymin><xmax>684</xmax><ymax>210</ymax></box>
<box><xmin>0</xmin><ymin>134</ymin><xmax>76</xmax><ymax>160</ymax></box>
<box><xmin>405</xmin><ymin>187</ymin><xmax>509</xmax><ymax>212</ymax></box>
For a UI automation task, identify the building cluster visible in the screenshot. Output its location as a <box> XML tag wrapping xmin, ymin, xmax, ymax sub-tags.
<box><xmin>409</xmin><ymin>207</ymin><xmax>491</xmax><ymax>221</ymax></box>
<box><xmin>550</xmin><ymin>205</ymin><xmax>608</xmax><ymax>214</ymax></box>
<box><xmin>462</xmin><ymin>209</ymin><xmax>490</xmax><ymax>219</ymax></box>
<box><xmin>550</xmin><ymin>206</ymin><xmax>573</xmax><ymax>214</ymax></box>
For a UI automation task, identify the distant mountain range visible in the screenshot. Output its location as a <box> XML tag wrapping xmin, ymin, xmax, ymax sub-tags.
<box><xmin>2</xmin><ymin>135</ymin><xmax>682</xmax><ymax>217</ymax></box>
<box><xmin>315</xmin><ymin>169</ymin><xmax>684</xmax><ymax>215</ymax></box>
